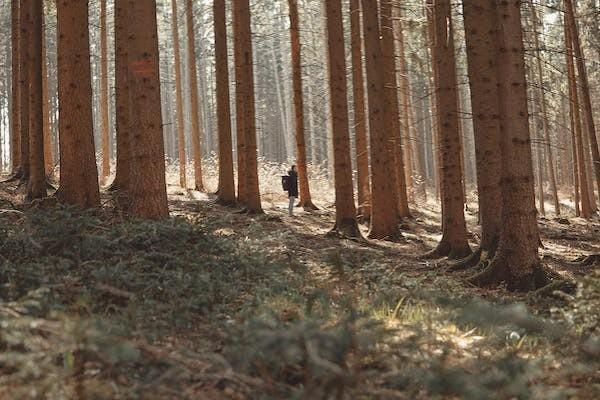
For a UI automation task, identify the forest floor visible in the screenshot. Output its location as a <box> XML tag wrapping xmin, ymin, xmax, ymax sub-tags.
<box><xmin>0</xmin><ymin>174</ymin><xmax>599</xmax><ymax>399</ymax></box>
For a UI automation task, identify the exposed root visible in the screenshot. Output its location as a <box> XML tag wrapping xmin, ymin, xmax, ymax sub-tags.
<box><xmin>468</xmin><ymin>256</ymin><xmax>550</xmax><ymax>292</ymax></box>
<box><xmin>297</xmin><ymin>200</ymin><xmax>319</xmax><ymax>211</ymax></box>
<box><xmin>327</xmin><ymin>219</ymin><xmax>363</xmax><ymax>240</ymax></box>
<box><xmin>215</xmin><ymin>197</ymin><xmax>237</xmax><ymax>207</ymax></box>
<box><xmin>420</xmin><ymin>241</ymin><xmax>451</xmax><ymax>260</ymax></box>
<box><xmin>565</xmin><ymin>254</ymin><xmax>600</xmax><ymax>267</ymax></box>
<box><xmin>448</xmin><ymin>247</ymin><xmax>483</xmax><ymax>272</ymax></box>
<box><xmin>532</xmin><ymin>279</ymin><xmax>577</xmax><ymax>297</ymax></box>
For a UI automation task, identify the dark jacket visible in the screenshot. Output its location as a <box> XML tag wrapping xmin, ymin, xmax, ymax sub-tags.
<box><xmin>288</xmin><ymin>170</ymin><xmax>299</xmax><ymax>198</ymax></box>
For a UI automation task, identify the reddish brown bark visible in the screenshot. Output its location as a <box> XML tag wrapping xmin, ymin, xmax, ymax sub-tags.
<box><xmin>214</xmin><ymin>0</ymin><xmax>235</xmax><ymax>205</ymax></box>
<box><xmin>462</xmin><ymin>0</ymin><xmax>503</xmax><ymax>264</ymax></box>
<box><xmin>56</xmin><ymin>0</ymin><xmax>100</xmax><ymax>208</ymax></box>
<box><xmin>111</xmin><ymin>0</ymin><xmax>131</xmax><ymax>193</ymax></box>
<box><xmin>361</xmin><ymin>0</ymin><xmax>400</xmax><ymax>240</ymax></box>
<box><xmin>171</xmin><ymin>0</ymin><xmax>187</xmax><ymax>189</ymax></box>
<box><xmin>41</xmin><ymin>10</ymin><xmax>53</xmax><ymax>178</ymax></box>
<box><xmin>185</xmin><ymin>0</ymin><xmax>205</xmax><ymax>192</ymax></box>
<box><xmin>349</xmin><ymin>0</ymin><xmax>371</xmax><ymax>221</ymax></box>
<box><xmin>232</xmin><ymin>0</ymin><xmax>262</xmax><ymax>213</ymax></box>
<box><xmin>27</xmin><ymin>0</ymin><xmax>45</xmax><ymax>199</ymax></box>
<box><xmin>100</xmin><ymin>0</ymin><xmax>111</xmax><ymax>184</ymax></box>
<box><xmin>288</xmin><ymin>0</ymin><xmax>317</xmax><ymax>210</ymax></box>
<box><xmin>126</xmin><ymin>0</ymin><xmax>169</xmax><ymax>218</ymax></box>
<box><xmin>425</xmin><ymin>0</ymin><xmax>470</xmax><ymax>259</ymax></box>
<box><xmin>470</xmin><ymin>0</ymin><xmax>545</xmax><ymax>291</ymax></box>
<box><xmin>564</xmin><ymin>0</ymin><xmax>600</xmax><ymax>203</ymax></box>
<box><xmin>564</xmin><ymin>19</ymin><xmax>591</xmax><ymax>218</ymax></box>
<box><xmin>10</xmin><ymin>0</ymin><xmax>21</xmax><ymax>174</ymax></box>
<box><xmin>325</xmin><ymin>0</ymin><xmax>360</xmax><ymax>238</ymax></box>
<box><xmin>19</xmin><ymin>0</ymin><xmax>30</xmax><ymax>180</ymax></box>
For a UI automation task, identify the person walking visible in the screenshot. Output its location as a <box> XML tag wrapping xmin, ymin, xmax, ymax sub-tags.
<box><xmin>287</xmin><ymin>165</ymin><xmax>299</xmax><ymax>216</ymax></box>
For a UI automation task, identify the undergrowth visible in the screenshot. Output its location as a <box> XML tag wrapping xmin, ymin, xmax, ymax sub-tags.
<box><xmin>0</xmin><ymin>206</ymin><xmax>598</xmax><ymax>399</ymax></box>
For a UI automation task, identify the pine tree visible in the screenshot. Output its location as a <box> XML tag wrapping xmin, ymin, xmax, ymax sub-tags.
<box><xmin>126</xmin><ymin>0</ymin><xmax>169</xmax><ymax>218</ymax></box>
<box><xmin>361</xmin><ymin>0</ymin><xmax>399</xmax><ymax>240</ymax></box>
<box><xmin>10</xmin><ymin>0</ymin><xmax>21</xmax><ymax>175</ymax></box>
<box><xmin>425</xmin><ymin>0</ymin><xmax>470</xmax><ymax>259</ymax></box>
<box><xmin>100</xmin><ymin>0</ymin><xmax>111</xmax><ymax>184</ymax></box>
<box><xmin>461</xmin><ymin>0</ymin><xmax>503</xmax><ymax>267</ymax></box>
<box><xmin>288</xmin><ymin>0</ymin><xmax>317</xmax><ymax>210</ymax></box>
<box><xmin>111</xmin><ymin>0</ymin><xmax>131</xmax><ymax>193</ymax></box>
<box><xmin>170</xmin><ymin>0</ymin><xmax>187</xmax><ymax>189</ymax></box>
<box><xmin>214</xmin><ymin>0</ymin><xmax>236</xmax><ymax>205</ymax></box>
<box><xmin>325</xmin><ymin>0</ymin><xmax>360</xmax><ymax>238</ymax></box>
<box><xmin>18</xmin><ymin>0</ymin><xmax>31</xmax><ymax>181</ymax></box>
<box><xmin>349</xmin><ymin>0</ymin><xmax>371</xmax><ymax>222</ymax></box>
<box><xmin>27</xmin><ymin>0</ymin><xmax>45</xmax><ymax>200</ymax></box>
<box><xmin>185</xmin><ymin>0</ymin><xmax>205</xmax><ymax>192</ymax></box>
<box><xmin>56</xmin><ymin>0</ymin><xmax>100</xmax><ymax>208</ymax></box>
<box><xmin>232</xmin><ymin>0</ymin><xmax>262</xmax><ymax>213</ymax></box>
<box><xmin>470</xmin><ymin>0</ymin><xmax>546</xmax><ymax>290</ymax></box>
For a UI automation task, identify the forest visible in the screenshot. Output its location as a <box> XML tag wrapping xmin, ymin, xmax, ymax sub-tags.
<box><xmin>0</xmin><ymin>0</ymin><xmax>599</xmax><ymax>398</ymax></box>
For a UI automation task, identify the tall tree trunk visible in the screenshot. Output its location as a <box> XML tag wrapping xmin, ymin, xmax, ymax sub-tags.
<box><xmin>530</xmin><ymin>1</ymin><xmax>560</xmax><ymax>215</ymax></box>
<box><xmin>27</xmin><ymin>0</ymin><xmax>45</xmax><ymax>199</ymax></box>
<box><xmin>425</xmin><ymin>0</ymin><xmax>470</xmax><ymax>259</ymax></box>
<box><xmin>111</xmin><ymin>0</ymin><xmax>131</xmax><ymax>192</ymax></box>
<box><xmin>564</xmin><ymin>0</ymin><xmax>600</xmax><ymax>203</ymax></box>
<box><xmin>41</xmin><ymin>10</ymin><xmax>53</xmax><ymax>178</ymax></box>
<box><xmin>19</xmin><ymin>0</ymin><xmax>30</xmax><ymax>180</ymax></box>
<box><xmin>10</xmin><ymin>0</ymin><xmax>21</xmax><ymax>174</ymax></box>
<box><xmin>185</xmin><ymin>0</ymin><xmax>205</xmax><ymax>192</ymax></box>
<box><xmin>425</xmin><ymin>0</ymin><xmax>441</xmax><ymax>200</ymax></box>
<box><xmin>361</xmin><ymin>0</ymin><xmax>400</xmax><ymax>240</ymax></box>
<box><xmin>232</xmin><ymin>0</ymin><xmax>261</xmax><ymax>213</ymax></box>
<box><xmin>470</xmin><ymin>0</ymin><xmax>546</xmax><ymax>291</ymax></box>
<box><xmin>324</xmin><ymin>0</ymin><xmax>360</xmax><ymax>238</ymax></box>
<box><xmin>56</xmin><ymin>0</ymin><xmax>100</xmax><ymax>208</ymax></box>
<box><xmin>533</xmin><ymin>93</ymin><xmax>546</xmax><ymax>216</ymax></box>
<box><xmin>386</xmin><ymin>0</ymin><xmax>411</xmax><ymax>218</ymax></box>
<box><xmin>395</xmin><ymin>5</ymin><xmax>423</xmax><ymax>204</ymax></box>
<box><xmin>214</xmin><ymin>0</ymin><xmax>236</xmax><ymax>205</ymax></box>
<box><xmin>349</xmin><ymin>0</ymin><xmax>371</xmax><ymax>222</ymax></box>
<box><xmin>288</xmin><ymin>0</ymin><xmax>317</xmax><ymax>210</ymax></box>
<box><xmin>565</xmin><ymin>16</ymin><xmax>591</xmax><ymax>218</ymax></box>
<box><xmin>100</xmin><ymin>0</ymin><xmax>111</xmax><ymax>184</ymax></box>
<box><xmin>462</xmin><ymin>0</ymin><xmax>503</xmax><ymax>267</ymax></box>
<box><xmin>171</xmin><ymin>0</ymin><xmax>187</xmax><ymax>189</ymax></box>
<box><xmin>127</xmin><ymin>0</ymin><xmax>169</xmax><ymax>218</ymax></box>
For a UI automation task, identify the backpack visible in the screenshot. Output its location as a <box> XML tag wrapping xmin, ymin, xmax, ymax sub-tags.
<box><xmin>282</xmin><ymin>175</ymin><xmax>290</xmax><ymax>192</ymax></box>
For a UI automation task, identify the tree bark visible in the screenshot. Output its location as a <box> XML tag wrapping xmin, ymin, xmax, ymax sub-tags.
<box><xmin>214</xmin><ymin>0</ymin><xmax>236</xmax><ymax>205</ymax></box>
<box><xmin>384</xmin><ymin>0</ymin><xmax>411</xmax><ymax>218</ymax></box>
<box><xmin>171</xmin><ymin>0</ymin><xmax>187</xmax><ymax>189</ymax></box>
<box><xmin>27</xmin><ymin>0</ymin><xmax>45</xmax><ymax>199</ymax></box>
<box><xmin>462</xmin><ymin>0</ymin><xmax>503</xmax><ymax>266</ymax></box>
<box><xmin>361</xmin><ymin>0</ymin><xmax>400</xmax><ymax>240</ymax></box>
<box><xmin>185</xmin><ymin>0</ymin><xmax>205</xmax><ymax>192</ymax></box>
<box><xmin>425</xmin><ymin>0</ymin><xmax>470</xmax><ymax>259</ymax></box>
<box><xmin>349</xmin><ymin>0</ymin><xmax>371</xmax><ymax>222</ymax></box>
<box><xmin>530</xmin><ymin>1</ymin><xmax>560</xmax><ymax>215</ymax></box>
<box><xmin>10</xmin><ymin>0</ymin><xmax>21</xmax><ymax>174</ymax></box>
<box><xmin>41</xmin><ymin>10</ymin><xmax>53</xmax><ymax>178</ymax></box>
<box><xmin>470</xmin><ymin>0</ymin><xmax>546</xmax><ymax>291</ymax></box>
<box><xmin>564</xmin><ymin>0</ymin><xmax>600</xmax><ymax>203</ymax></box>
<box><xmin>126</xmin><ymin>0</ymin><xmax>169</xmax><ymax>218</ymax></box>
<box><xmin>324</xmin><ymin>0</ymin><xmax>360</xmax><ymax>238</ymax></box>
<box><xmin>232</xmin><ymin>0</ymin><xmax>262</xmax><ymax>213</ymax></box>
<box><xmin>56</xmin><ymin>0</ymin><xmax>100</xmax><ymax>208</ymax></box>
<box><xmin>288</xmin><ymin>0</ymin><xmax>317</xmax><ymax>210</ymax></box>
<box><xmin>100</xmin><ymin>0</ymin><xmax>111</xmax><ymax>184</ymax></box>
<box><xmin>19</xmin><ymin>0</ymin><xmax>30</xmax><ymax>180</ymax></box>
<box><xmin>564</xmin><ymin>14</ymin><xmax>591</xmax><ymax>218</ymax></box>
<box><xmin>111</xmin><ymin>0</ymin><xmax>131</xmax><ymax>193</ymax></box>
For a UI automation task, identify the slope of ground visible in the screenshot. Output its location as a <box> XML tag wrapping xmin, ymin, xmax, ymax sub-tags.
<box><xmin>0</xmin><ymin>177</ymin><xmax>598</xmax><ymax>399</ymax></box>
